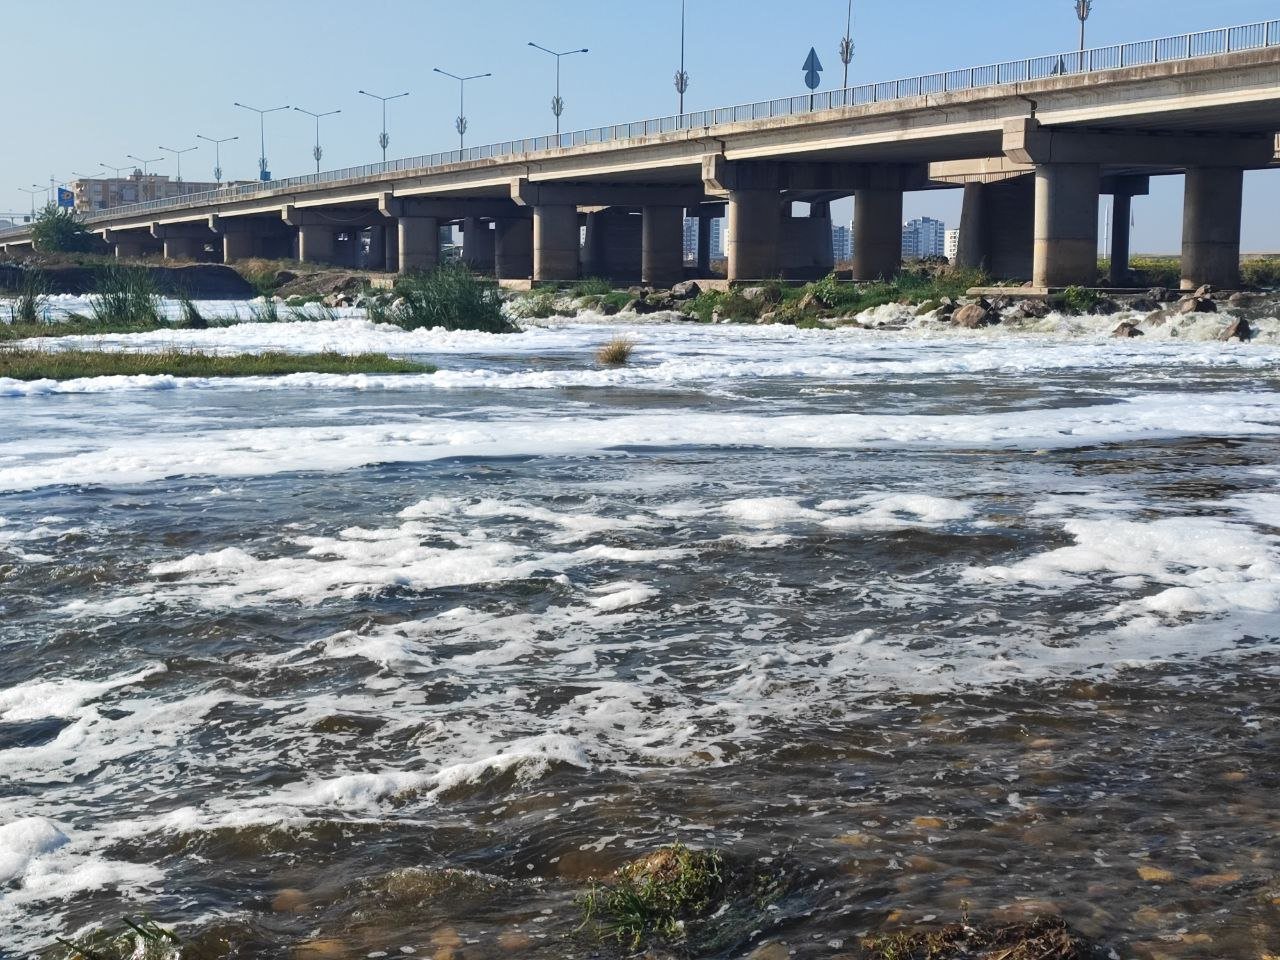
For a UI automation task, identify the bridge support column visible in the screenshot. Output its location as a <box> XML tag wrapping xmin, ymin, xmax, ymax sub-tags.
<box><xmin>1181</xmin><ymin>167</ymin><xmax>1243</xmax><ymax>291</ymax></box>
<box><xmin>222</xmin><ymin>231</ymin><xmax>254</xmax><ymax>263</ymax></box>
<box><xmin>696</xmin><ymin>216</ymin><xmax>712</xmax><ymax>275</ymax></box>
<box><xmin>461</xmin><ymin>217</ymin><xmax>495</xmax><ymax>271</ymax></box>
<box><xmin>367</xmin><ymin>225</ymin><xmax>384</xmax><ymax>271</ymax></box>
<box><xmin>298</xmin><ymin>224</ymin><xmax>337</xmax><ymax>265</ymax></box>
<box><xmin>113</xmin><ymin>239</ymin><xmax>147</xmax><ymax>259</ymax></box>
<box><xmin>494</xmin><ymin>218</ymin><xmax>533</xmax><ymax>280</ymax></box>
<box><xmin>954</xmin><ymin>176</ymin><xmax>1034</xmax><ymax>280</ymax></box>
<box><xmin>852</xmin><ymin>187</ymin><xmax>903</xmax><ymax>281</ymax></box>
<box><xmin>955</xmin><ymin>182</ymin><xmax>988</xmax><ymax>272</ymax></box>
<box><xmin>727</xmin><ymin>189</ymin><xmax>781</xmax><ymax>282</ymax></box>
<box><xmin>781</xmin><ymin>201</ymin><xmax>836</xmax><ymax>280</ymax></box>
<box><xmin>398</xmin><ymin>216</ymin><xmax>440</xmax><ymax>273</ymax></box>
<box><xmin>1032</xmin><ymin>163</ymin><xmax>1100</xmax><ymax>288</ymax></box>
<box><xmin>1108</xmin><ymin>193</ymin><xmax>1133</xmax><ymax>287</ymax></box>
<box><xmin>383</xmin><ymin>224</ymin><xmax>400</xmax><ymax>272</ymax></box>
<box><xmin>642</xmin><ymin>205</ymin><xmax>684</xmax><ymax>287</ymax></box>
<box><xmin>162</xmin><ymin>237</ymin><xmax>204</xmax><ymax>261</ymax></box>
<box><xmin>533</xmin><ymin>204</ymin><xmax>580</xmax><ymax>282</ymax></box>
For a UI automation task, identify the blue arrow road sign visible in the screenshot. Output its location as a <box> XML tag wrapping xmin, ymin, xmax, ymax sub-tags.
<box><xmin>803</xmin><ymin>47</ymin><xmax>824</xmax><ymax>90</ymax></box>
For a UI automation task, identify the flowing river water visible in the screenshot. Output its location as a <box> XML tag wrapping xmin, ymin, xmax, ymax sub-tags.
<box><xmin>2</xmin><ymin>308</ymin><xmax>1280</xmax><ymax>959</ymax></box>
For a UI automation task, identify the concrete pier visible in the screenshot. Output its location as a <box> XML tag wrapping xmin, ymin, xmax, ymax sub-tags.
<box><xmin>494</xmin><ymin>218</ymin><xmax>533</xmax><ymax>280</ymax></box>
<box><xmin>1032</xmin><ymin>163</ymin><xmax>1100</xmax><ymax>288</ymax></box>
<box><xmin>461</xmin><ymin>217</ymin><xmax>495</xmax><ymax>271</ymax></box>
<box><xmin>726</xmin><ymin>190</ymin><xmax>781</xmax><ymax>282</ymax></box>
<box><xmin>1108</xmin><ymin>193</ymin><xmax>1133</xmax><ymax>286</ymax></box>
<box><xmin>851</xmin><ymin>188</ymin><xmax>903</xmax><ymax>281</ymax></box>
<box><xmin>1181</xmin><ymin>167</ymin><xmax>1244</xmax><ymax>290</ymax></box>
<box><xmin>533</xmin><ymin>204</ymin><xmax>580</xmax><ymax>282</ymax></box>
<box><xmin>297</xmin><ymin>224</ymin><xmax>336</xmax><ymax>265</ymax></box>
<box><xmin>696</xmin><ymin>215</ymin><xmax>712</xmax><ymax>275</ymax></box>
<box><xmin>398</xmin><ymin>217</ymin><xmax>440</xmax><ymax>273</ymax></box>
<box><xmin>641</xmin><ymin>205</ymin><xmax>684</xmax><ymax>287</ymax></box>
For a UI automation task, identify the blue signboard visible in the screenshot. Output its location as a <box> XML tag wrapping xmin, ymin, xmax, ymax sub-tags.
<box><xmin>57</xmin><ymin>187</ymin><xmax>75</xmax><ymax>209</ymax></box>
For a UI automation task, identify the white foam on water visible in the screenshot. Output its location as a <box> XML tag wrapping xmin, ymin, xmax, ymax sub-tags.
<box><xmin>4</xmin><ymin>391</ymin><xmax>1280</xmax><ymax>493</ymax></box>
<box><xmin>0</xmin><ymin>664</ymin><xmax>165</xmax><ymax>722</ymax></box>
<box><xmin>0</xmin><ymin>818</ymin><xmax>69</xmax><ymax>883</ymax></box>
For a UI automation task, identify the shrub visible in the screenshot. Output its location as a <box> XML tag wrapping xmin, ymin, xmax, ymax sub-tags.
<box><xmin>685</xmin><ymin>290</ymin><xmax>723</xmax><ymax>323</ymax></box>
<box><xmin>30</xmin><ymin>203</ymin><xmax>94</xmax><ymax>253</ymax></box>
<box><xmin>1242</xmin><ymin>258</ymin><xmax>1280</xmax><ymax>289</ymax></box>
<box><xmin>248</xmin><ymin>299</ymin><xmax>280</xmax><ymax>324</ymax></box>
<box><xmin>91</xmin><ymin>265</ymin><xmax>161</xmax><ymax>326</ymax></box>
<box><xmin>596</xmin><ymin>336</ymin><xmax>635</xmax><ymax>366</ymax></box>
<box><xmin>1059</xmin><ymin>285</ymin><xmax>1102</xmax><ymax>315</ymax></box>
<box><xmin>389</xmin><ymin>263</ymin><xmax>516</xmax><ymax>332</ymax></box>
<box><xmin>177</xmin><ymin>295</ymin><xmax>206</xmax><ymax>330</ymax></box>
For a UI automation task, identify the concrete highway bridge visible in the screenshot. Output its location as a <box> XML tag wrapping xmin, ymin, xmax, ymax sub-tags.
<box><xmin>3</xmin><ymin>20</ymin><xmax>1279</xmax><ymax>291</ymax></box>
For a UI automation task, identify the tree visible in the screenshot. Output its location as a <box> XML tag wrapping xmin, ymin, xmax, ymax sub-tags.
<box><xmin>30</xmin><ymin>203</ymin><xmax>94</xmax><ymax>253</ymax></box>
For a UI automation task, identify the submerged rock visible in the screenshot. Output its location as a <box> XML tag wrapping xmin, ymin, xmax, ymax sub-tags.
<box><xmin>670</xmin><ymin>280</ymin><xmax>702</xmax><ymax>300</ymax></box>
<box><xmin>1221</xmin><ymin>317</ymin><xmax>1253</xmax><ymax>342</ymax></box>
<box><xmin>862</xmin><ymin>915</ymin><xmax>1106</xmax><ymax>960</ymax></box>
<box><xmin>1178</xmin><ymin>297</ymin><xmax>1216</xmax><ymax>314</ymax></box>
<box><xmin>1112</xmin><ymin>321</ymin><xmax>1144</xmax><ymax>338</ymax></box>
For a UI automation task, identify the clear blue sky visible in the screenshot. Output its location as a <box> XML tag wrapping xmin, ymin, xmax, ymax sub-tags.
<box><xmin>4</xmin><ymin>0</ymin><xmax>1278</xmax><ymax>252</ymax></box>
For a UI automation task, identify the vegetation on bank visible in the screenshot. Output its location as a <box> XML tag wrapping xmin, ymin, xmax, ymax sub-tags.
<box><xmin>371</xmin><ymin>263</ymin><xmax>517</xmax><ymax>333</ymax></box>
<box><xmin>0</xmin><ymin>348</ymin><xmax>433</xmax><ymax>381</ymax></box>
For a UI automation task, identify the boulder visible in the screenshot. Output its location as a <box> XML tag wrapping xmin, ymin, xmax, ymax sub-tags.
<box><xmin>1147</xmin><ymin>287</ymin><xmax>1179</xmax><ymax>303</ymax></box>
<box><xmin>1227</xmin><ymin>292</ymin><xmax>1255</xmax><ymax>307</ymax></box>
<box><xmin>1193</xmin><ymin>283</ymin><xmax>1215</xmax><ymax>299</ymax></box>
<box><xmin>274</xmin><ymin>270</ymin><xmax>298</xmax><ymax>286</ymax></box>
<box><xmin>1221</xmin><ymin>317</ymin><xmax>1252</xmax><ymax>342</ymax></box>
<box><xmin>1112</xmin><ymin>321</ymin><xmax>1144</xmax><ymax>338</ymax></box>
<box><xmin>598</xmin><ymin>300</ymin><xmax>620</xmax><ymax>317</ymax></box>
<box><xmin>740</xmin><ymin>285</ymin><xmax>783</xmax><ymax>306</ymax></box>
<box><xmin>670</xmin><ymin>280</ymin><xmax>702</xmax><ymax>300</ymax></box>
<box><xmin>1009</xmin><ymin>299</ymin><xmax>1051</xmax><ymax>320</ymax></box>
<box><xmin>1178</xmin><ymin>297</ymin><xmax>1216</xmax><ymax>314</ymax></box>
<box><xmin>951</xmin><ymin>303</ymin><xmax>996</xmax><ymax>328</ymax></box>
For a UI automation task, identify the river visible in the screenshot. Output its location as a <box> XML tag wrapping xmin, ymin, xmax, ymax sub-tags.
<box><xmin>2</xmin><ymin>310</ymin><xmax>1279</xmax><ymax>958</ymax></box>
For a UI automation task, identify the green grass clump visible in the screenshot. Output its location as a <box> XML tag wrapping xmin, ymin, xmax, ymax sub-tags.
<box><xmin>580</xmin><ymin>844</ymin><xmax>726</xmax><ymax>950</ymax></box>
<box><xmin>8</xmin><ymin>269</ymin><xmax>48</xmax><ymax>324</ymax></box>
<box><xmin>1059</xmin><ymin>285</ymin><xmax>1102</xmax><ymax>315</ymax></box>
<box><xmin>55</xmin><ymin>915</ymin><xmax>184</xmax><ymax>960</ymax></box>
<box><xmin>0</xmin><ymin>348</ymin><xmax>433</xmax><ymax>381</ymax></box>
<box><xmin>571</xmin><ymin>276</ymin><xmax>614</xmax><ymax>298</ymax></box>
<box><xmin>247</xmin><ymin>299</ymin><xmax>281</xmax><ymax>324</ymax></box>
<box><xmin>862</xmin><ymin>914</ymin><xmax>1098</xmax><ymax>960</ymax></box>
<box><xmin>90</xmin><ymin>265</ymin><xmax>161</xmax><ymax>327</ymax></box>
<box><xmin>387</xmin><ymin>264</ymin><xmax>516</xmax><ymax>332</ymax></box>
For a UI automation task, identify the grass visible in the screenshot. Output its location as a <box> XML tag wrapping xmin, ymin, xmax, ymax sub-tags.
<box><xmin>55</xmin><ymin>915</ymin><xmax>188</xmax><ymax>960</ymax></box>
<box><xmin>0</xmin><ymin>347</ymin><xmax>434</xmax><ymax>381</ymax></box>
<box><xmin>247</xmin><ymin>298</ymin><xmax>281</xmax><ymax>324</ymax></box>
<box><xmin>7</xmin><ymin>269</ymin><xmax>48</xmax><ymax>324</ymax></box>
<box><xmin>90</xmin><ymin>265</ymin><xmax>161</xmax><ymax>327</ymax></box>
<box><xmin>374</xmin><ymin>263</ymin><xmax>515</xmax><ymax>333</ymax></box>
<box><xmin>1058</xmin><ymin>285</ymin><xmax>1102</xmax><ymax>315</ymax></box>
<box><xmin>0</xmin><ymin>315</ymin><xmax>174</xmax><ymax>342</ymax></box>
<box><xmin>571</xmin><ymin>276</ymin><xmax>615</xmax><ymax>298</ymax></box>
<box><xmin>580</xmin><ymin>844</ymin><xmax>726</xmax><ymax>951</ymax></box>
<box><xmin>596</xmin><ymin>335</ymin><xmax>635</xmax><ymax>366</ymax></box>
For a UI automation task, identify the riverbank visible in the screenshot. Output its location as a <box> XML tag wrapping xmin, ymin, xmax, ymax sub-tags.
<box><xmin>0</xmin><ymin>347</ymin><xmax>433</xmax><ymax>381</ymax></box>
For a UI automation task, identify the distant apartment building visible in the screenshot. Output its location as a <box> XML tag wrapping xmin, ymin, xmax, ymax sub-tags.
<box><xmin>71</xmin><ymin>171</ymin><xmax>229</xmax><ymax>213</ymax></box>
<box><xmin>831</xmin><ymin>224</ymin><xmax>852</xmax><ymax>262</ymax></box>
<box><xmin>901</xmin><ymin>216</ymin><xmax>947</xmax><ymax>260</ymax></box>
<box><xmin>682</xmin><ymin>217</ymin><xmax>725</xmax><ymax>262</ymax></box>
<box><xmin>944</xmin><ymin>228</ymin><xmax>960</xmax><ymax>262</ymax></box>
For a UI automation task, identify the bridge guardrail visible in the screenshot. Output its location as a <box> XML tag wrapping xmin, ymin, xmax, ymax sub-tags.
<box><xmin>2</xmin><ymin>18</ymin><xmax>1277</xmax><ymax>241</ymax></box>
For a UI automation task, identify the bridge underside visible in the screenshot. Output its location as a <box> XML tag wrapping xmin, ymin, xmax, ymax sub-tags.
<box><xmin>4</xmin><ymin>47</ymin><xmax>1279</xmax><ymax>289</ymax></box>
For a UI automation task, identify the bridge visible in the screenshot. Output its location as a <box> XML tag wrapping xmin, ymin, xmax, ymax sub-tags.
<box><xmin>3</xmin><ymin>20</ymin><xmax>1279</xmax><ymax>291</ymax></box>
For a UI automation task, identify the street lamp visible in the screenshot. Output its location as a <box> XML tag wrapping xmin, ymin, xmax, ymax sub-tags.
<box><xmin>528</xmin><ymin>42</ymin><xmax>589</xmax><ymax>138</ymax></box>
<box><xmin>294</xmin><ymin>106</ymin><xmax>341</xmax><ymax>174</ymax></box>
<box><xmin>196</xmin><ymin>134</ymin><xmax>239</xmax><ymax>183</ymax></box>
<box><xmin>233</xmin><ymin>101</ymin><xmax>291</xmax><ymax>181</ymax></box>
<box><xmin>18</xmin><ymin>185</ymin><xmax>42</xmax><ymax>218</ymax></box>
<box><xmin>127</xmin><ymin>154</ymin><xmax>163</xmax><ymax>177</ymax></box>
<box><xmin>358</xmin><ymin>90</ymin><xmax>409</xmax><ymax>163</ymax></box>
<box><xmin>839</xmin><ymin>0</ymin><xmax>854</xmax><ymax>90</ymax></box>
<box><xmin>434</xmin><ymin>68</ymin><xmax>492</xmax><ymax>151</ymax></box>
<box><xmin>1076</xmin><ymin>0</ymin><xmax>1093</xmax><ymax>52</ymax></box>
<box><xmin>674</xmin><ymin>0</ymin><xmax>690</xmax><ymax>114</ymax></box>
<box><xmin>100</xmin><ymin>162</ymin><xmax>132</xmax><ymax>178</ymax></box>
<box><xmin>159</xmin><ymin>144</ymin><xmax>198</xmax><ymax>185</ymax></box>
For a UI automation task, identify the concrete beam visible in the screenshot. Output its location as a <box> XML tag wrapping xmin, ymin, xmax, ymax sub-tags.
<box><xmin>704</xmin><ymin>154</ymin><xmax>927</xmax><ymax>193</ymax></box>
<box><xmin>512</xmin><ymin>177</ymin><xmax>704</xmax><ymax>208</ymax></box>
<box><xmin>282</xmin><ymin>204</ymin><xmax>383</xmax><ymax>229</ymax></box>
<box><xmin>150</xmin><ymin>221</ymin><xmax>215</xmax><ymax>240</ymax></box>
<box><xmin>380</xmin><ymin>193</ymin><xmax>529</xmax><ymax>220</ymax></box>
<box><xmin>1004</xmin><ymin>118</ymin><xmax>1275</xmax><ymax>167</ymax></box>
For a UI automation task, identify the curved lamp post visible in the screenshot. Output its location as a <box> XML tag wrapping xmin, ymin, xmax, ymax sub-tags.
<box><xmin>358</xmin><ymin>90</ymin><xmax>409</xmax><ymax>163</ymax></box>
<box><xmin>196</xmin><ymin>134</ymin><xmax>239</xmax><ymax>183</ymax></box>
<box><xmin>233</xmin><ymin>102</ymin><xmax>291</xmax><ymax>181</ymax></box>
<box><xmin>528</xmin><ymin>42</ymin><xmax>588</xmax><ymax>138</ymax></box>
<box><xmin>434</xmin><ymin>68</ymin><xmax>492</xmax><ymax>151</ymax></box>
<box><xmin>294</xmin><ymin>106</ymin><xmax>341</xmax><ymax>174</ymax></box>
<box><xmin>1076</xmin><ymin>0</ymin><xmax>1093</xmax><ymax>52</ymax></box>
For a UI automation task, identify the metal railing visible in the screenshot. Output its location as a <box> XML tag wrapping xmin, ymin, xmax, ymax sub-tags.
<box><xmin>2</xmin><ymin>19</ymin><xmax>1277</xmax><ymax>240</ymax></box>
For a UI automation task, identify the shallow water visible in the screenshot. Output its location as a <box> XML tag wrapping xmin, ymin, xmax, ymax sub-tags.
<box><xmin>2</xmin><ymin>313</ymin><xmax>1280</xmax><ymax>959</ymax></box>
